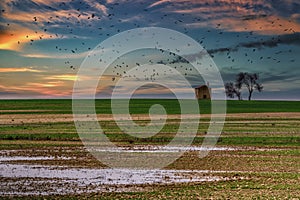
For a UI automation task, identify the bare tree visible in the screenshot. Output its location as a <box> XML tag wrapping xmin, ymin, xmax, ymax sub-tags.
<box><xmin>225</xmin><ymin>82</ymin><xmax>242</xmax><ymax>100</ymax></box>
<box><xmin>236</xmin><ymin>72</ymin><xmax>263</xmax><ymax>100</ymax></box>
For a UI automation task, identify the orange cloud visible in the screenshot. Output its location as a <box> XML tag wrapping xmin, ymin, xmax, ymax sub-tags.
<box><xmin>30</xmin><ymin>0</ymin><xmax>71</xmax><ymax>4</ymax></box>
<box><xmin>1</xmin><ymin>0</ymin><xmax>106</xmax><ymax>25</ymax></box>
<box><xmin>20</xmin><ymin>54</ymin><xmax>55</xmax><ymax>58</ymax></box>
<box><xmin>195</xmin><ymin>15</ymin><xmax>300</xmax><ymax>35</ymax></box>
<box><xmin>0</xmin><ymin>5</ymin><xmax>102</xmax><ymax>51</ymax></box>
<box><xmin>44</xmin><ymin>74</ymin><xmax>78</xmax><ymax>81</ymax></box>
<box><xmin>153</xmin><ymin>0</ymin><xmax>300</xmax><ymax>35</ymax></box>
<box><xmin>28</xmin><ymin>82</ymin><xmax>62</xmax><ymax>88</ymax></box>
<box><xmin>150</xmin><ymin>0</ymin><xmax>271</xmax><ymax>11</ymax></box>
<box><xmin>148</xmin><ymin>0</ymin><xmax>171</xmax><ymax>8</ymax></box>
<box><xmin>2</xmin><ymin>9</ymin><xmax>82</xmax><ymax>24</ymax></box>
<box><xmin>0</xmin><ymin>82</ymin><xmax>72</xmax><ymax>97</ymax></box>
<box><xmin>0</xmin><ymin>25</ymin><xmax>53</xmax><ymax>51</ymax></box>
<box><xmin>0</xmin><ymin>66</ymin><xmax>75</xmax><ymax>97</ymax></box>
<box><xmin>21</xmin><ymin>51</ymin><xmax>88</xmax><ymax>59</ymax></box>
<box><xmin>0</xmin><ymin>67</ymin><xmax>43</xmax><ymax>73</ymax></box>
<box><xmin>84</xmin><ymin>0</ymin><xmax>108</xmax><ymax>15</ymax></box>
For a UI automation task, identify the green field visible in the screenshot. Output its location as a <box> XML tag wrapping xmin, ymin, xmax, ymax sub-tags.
<box><xmin>0</xmin><ymin>118</ymin><xmax>300</xmax><ymax>147</ymax></box>
<box><xmin>0</xmin><ymin>100</ymin><xmax>300</xmax><ymax>147</ymax></box>
<box><xmin>0</xmin><ymin>99</ymin><xmax>299</xmax><ymax>198</ymax></box>
<box><xmin>1</xmin><ymin>99</ymin><xmax>300</xmax><ymax>114</ymax></box>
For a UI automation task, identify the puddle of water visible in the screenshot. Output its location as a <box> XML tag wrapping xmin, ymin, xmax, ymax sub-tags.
<box><xmin>91</xmin><ymin>145</ymin><xmax>236</xmax><ymax>153</ymax></box>
<box><xmin>0</xmin><ymin>157</ymin><xmax>234</xmax><ymax>196</ymax></box>
<box><xmin>0</xmin><ymin>163</ymin><xmax>223</xmax><ymax>185</ymax></box>
<box><xmin>0</xmin><ymin>156</ymin><xmax>73</xmax><ymax>162</ymax></box>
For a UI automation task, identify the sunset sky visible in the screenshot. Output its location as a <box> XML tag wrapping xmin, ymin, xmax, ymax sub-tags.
<box><xmin>0</xmin><ymin>0</ymin><xmax>299</xmax><ymax>100</ymax></box>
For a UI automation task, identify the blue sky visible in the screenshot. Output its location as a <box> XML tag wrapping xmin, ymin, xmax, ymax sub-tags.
<box><xmin>0</xmin><ymin>0</ymin><xmax>300</xmax><ymax>100</ymax></box>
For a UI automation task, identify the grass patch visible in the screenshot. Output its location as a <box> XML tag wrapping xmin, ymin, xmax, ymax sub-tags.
<box><xmin>218</xmin><ymin>136</ymin><xmax>300</xmax><ymax>146</ymax></box>
<box><xmin>1</xmin><ymin>99</ymin><xmax>300</xmax><ymax>114</ymax></box>
<box><xmin>0</xmin><ymin>117</ymin><xmax>299</xmax><ymax>147</ymax></box>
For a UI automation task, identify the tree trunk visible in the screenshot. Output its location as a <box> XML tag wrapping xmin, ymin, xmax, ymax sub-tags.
<box><xmin>248</xmin><ymin>90</ymin><xmax>253</xmax><ymax>101</ymax></box>
<box><xmin>238</xmin><ymin>95</ymin><xmax>242</xmax><ymax>100</ymax></box>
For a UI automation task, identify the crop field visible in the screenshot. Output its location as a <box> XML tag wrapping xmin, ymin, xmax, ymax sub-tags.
<box><xmin>0</xmin><ymin>99</ymin><xmax>300</xmax><ymax>199</ymax></box>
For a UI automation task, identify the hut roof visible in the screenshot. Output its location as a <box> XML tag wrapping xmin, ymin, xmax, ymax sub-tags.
<box><xmin>194</xmin><ymin>85</ymin><xmax>209</xmax><ymax>89</ymax></box>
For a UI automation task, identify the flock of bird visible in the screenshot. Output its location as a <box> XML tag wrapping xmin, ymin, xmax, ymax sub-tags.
<box><xmin>105</xmin><ymin>49</ymin><xmax>197</xmax><ymax>82</ymax></box>
<box><xmin>2</xmin><ymin>1</ymin><xmax>298</xmax><ymax>79</ymax></box>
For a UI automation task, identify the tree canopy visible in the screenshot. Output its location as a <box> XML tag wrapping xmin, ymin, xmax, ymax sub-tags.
<box><xmin>225</xmin><ymin>72</ymin><xmax>263</xmax><ymax>100</ymax></box>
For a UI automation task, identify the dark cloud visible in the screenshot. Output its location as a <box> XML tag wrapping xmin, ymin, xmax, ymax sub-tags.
<box><xmin>96</xmin><ymin>85</ymin><xmax>123</xmax><ymax>98</ymax></box>
<box><xmin>0</xmin><ymin>91</ymin><xmax>19</xmax><ymax>95</ymax></box>
<box><xmin>136</xmin><ymin>83</ymin><xmax>169</xmax><ymax>90</ymax></box>
<box><xmin>242</xmin><ymin>14</ymin><xmax>268</xmax><ymax>21</ymax></box>
<box><xmin>260</xmin><ymin>71</ymin><xmax>297</xmax><ymax>83</ymax></box>
<box><xmin>270</xmin><ymin>0</ymin><xmax>300</xmax><ymax>18</ymax></box>
<box><xmin>240</xmin><ymin>33</ymin><xmax>300</xmax><ymax>48</ymax></box>
<box><xmin>207</xmin><ymin>33</ymin><xmax>300</xmax><ymax>55</ymax></box>
<box><xmin>207</xmin><ymin>47</ymin><xmax>238</xmax><ymax>55</ymax></box>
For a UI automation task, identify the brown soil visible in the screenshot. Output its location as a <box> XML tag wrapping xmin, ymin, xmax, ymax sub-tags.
<box><xmin>1</xmin><ymin>112</ymin><xmax>300</xmax><ymax>125</ymax></box>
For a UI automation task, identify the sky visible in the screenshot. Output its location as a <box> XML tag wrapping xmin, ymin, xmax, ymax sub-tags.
<box><xmin>0</xmin><ymin>0</ymin><xmax>300</xmax><ymax>100</ymax></box>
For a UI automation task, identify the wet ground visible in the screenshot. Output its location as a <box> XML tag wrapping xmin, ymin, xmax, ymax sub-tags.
<box><xmin>1</xmin><ymin>111</ymin><xmax>299</xmax><ymax>198</ymax></box>
<box><xmin>0</xmin><ymin>146</ymin><xmax>244</xmax><ymax>196</ymax></box>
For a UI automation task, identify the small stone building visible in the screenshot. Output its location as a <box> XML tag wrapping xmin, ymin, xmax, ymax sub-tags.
<box><xmin>195</xmin><ymin>85</ymin><xmax>211</xmax><ymax>100</ymax></box>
